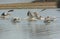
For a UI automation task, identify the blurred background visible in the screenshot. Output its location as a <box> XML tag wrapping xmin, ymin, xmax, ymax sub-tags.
<box><xmin>0</xmin><ymin>0</ymin><xmax>60</xmax><ymax>9</ymax></box>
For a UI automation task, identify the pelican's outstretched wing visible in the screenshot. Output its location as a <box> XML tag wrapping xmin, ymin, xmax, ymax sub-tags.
<box><xmin>27</xmin><ymin>11</ymin><xmax>30</xmax><ymax>16</ymax></box>
<box><xmin>8</xmin><ymin>10</ymin><xmax>14</xmax><ymax>12</ymax></box>
<box><xmin>40</xmin><ymin>8</ymin><xmax>46</xmax><ymax>12</ymax></box>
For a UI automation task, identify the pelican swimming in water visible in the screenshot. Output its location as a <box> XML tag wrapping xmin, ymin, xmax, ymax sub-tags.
<box><xmin>44</xmin><ymin>16</ymin><xmax>56</xmax><ymax>23</ymax></box>
<box><xmin>44</xmin><ymin>16</ymin><xmax>51</xmax><ymax>23</ymax></box>
<box><xmin>12</xmin><ymin>17</ymin><xmax>21</xmax><ymax>22</ymax></box>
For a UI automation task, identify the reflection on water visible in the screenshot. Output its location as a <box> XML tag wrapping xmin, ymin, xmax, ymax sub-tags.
<box><xmin>0</xmin><ymin>9</ymin><xmax>60</xmax><ymax>39</ymax></box>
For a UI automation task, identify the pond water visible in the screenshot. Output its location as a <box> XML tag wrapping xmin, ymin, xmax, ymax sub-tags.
<box><xmin>0</xmin><ymin>9</ymin><xmax>60</xmax><ymax>39</ymax></box>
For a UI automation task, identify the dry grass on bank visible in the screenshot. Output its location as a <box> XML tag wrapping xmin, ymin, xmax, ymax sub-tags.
<box><xmin>0</xmin><ymin>2</ymin><xmax>56</xmax><ymax>9</ymax></box>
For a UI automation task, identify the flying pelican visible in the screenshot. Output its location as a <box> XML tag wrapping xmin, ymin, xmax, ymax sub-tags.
<box><xmin>24</xmin><ymin>11</ymin><xmax>37</xmax><ymax>21</ymax></box>
<box><xmin>1</xmin><ymin>12</ymin><xmax>10</xmax><ymax>16</ymax></box>
<box><xmin>0</xmin><ymin>12</ymin><xmax>11</xmax><ymax>19</ymax></box>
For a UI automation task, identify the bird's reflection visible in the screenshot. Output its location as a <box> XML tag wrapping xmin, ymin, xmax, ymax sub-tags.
<box><xmin>27</xmin><ymin>21</ymin><xmax>50</xmax><ymax>33</ymax></box>
<box><xmin>27</xmin><ymin>21</ymin><xmax>50</xmax><ymax>39</ymax></box>
<box><xmin>11</xmin><ymin>21</ymin><xmax>20</xmax><ymax>31</ymax></box>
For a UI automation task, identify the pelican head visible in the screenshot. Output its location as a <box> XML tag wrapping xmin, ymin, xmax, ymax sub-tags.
<box><xmin>44</xmin><ymin>16</ymin><xmax>55</xmax><ymax>23</ymax></box>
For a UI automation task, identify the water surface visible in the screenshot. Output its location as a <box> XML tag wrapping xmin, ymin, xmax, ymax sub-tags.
<box><xmin>0</xmin><ymin>9</ymin><xmax>60</xmax><ymax>39</ymax></box>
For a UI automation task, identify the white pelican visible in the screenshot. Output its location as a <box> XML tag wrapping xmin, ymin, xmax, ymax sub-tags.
<box><xmin>12</xmin><ymin>17</ymin><xmax>21</xmax><ymax>22</ymax></box>
<box><xmin>33</xmin><ymin>12</ymin><xmax>45</xmax><ymax>20</ymax></box>
<box><xmin>44</xmin><ymin>16</ymin><xmax>51</xmax><ymax>23</ymax></box>
<box><xmin>44</xmin><ymin>16</ymin><xmax>56</xmax><ymax>23</ymax></box>
<box><xmin>0</xmin><ymin>12</ymin><xmax>10</xmax><ymax>19</ymax></box>
<box><xmin>33</xmin><ymin>12</ymin><xmax>56</xmax><ymax>22</ymax></box>
<box><xmin>1</xmin><ymin>12</ymin><xmax>10</xmax><ymax>16</ymax></box>
<box><xmin>24</xmin><ymin>11</ymin><xmax>38</xmax><ymax>21</ymax></box>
